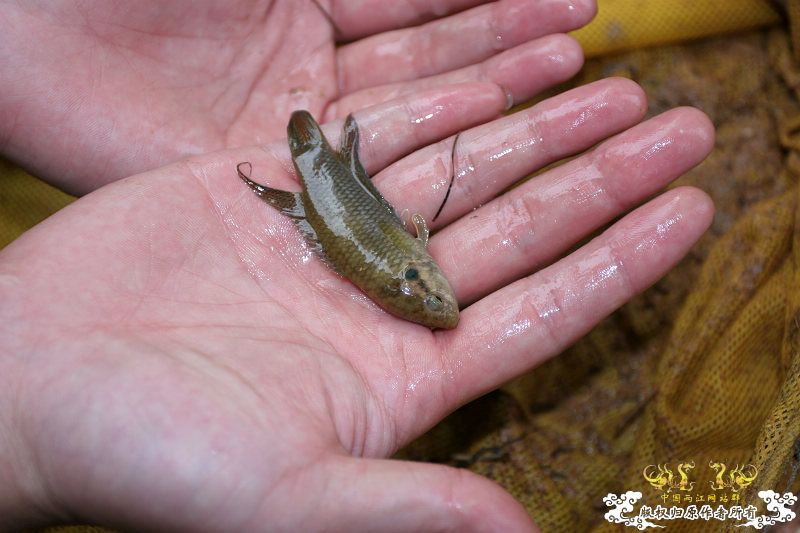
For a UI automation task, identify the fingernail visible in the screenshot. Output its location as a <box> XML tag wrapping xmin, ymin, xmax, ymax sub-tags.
<box><xmin>499</xmin><ymin>84</ymin><xmax>515</xmax><ymax>110</ymax></box>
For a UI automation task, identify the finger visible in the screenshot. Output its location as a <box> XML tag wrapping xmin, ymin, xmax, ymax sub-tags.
<box><xmin>329</xmin><ymin>0</ymin><xmax>489</xmax><ymax>41</ymax></box>
<box><xmin>330</xmin><ymin>33</ymin><xmax>583</xmax><ymax>117</ymax></box>
<box><xmin>252</xmin><ymin>82</ymin><xmax>508</xmax><ymax>190</ymax></box>
<box><xmin>419</xmin><ymin>187</ymin><xmax>714</xmax><ymax>424</ymax></box>
<box><xmin>373</xmin><ymin>77</ymin><xmax>648</xmax><ymax>226</ymax></box>
<box><xmin>337</xmin><ymin>0</ymin><xmax>596</xmax><ymax>93</ymax></box>
<box><xmin>433</xmin><ymin>106</ymin><xmax>715</xmax><ymax>304</ymax></box>
<box><xmin>284</xmin><ymin>456</ymin><xmax>537</xmax><ymax>532</ymax></box>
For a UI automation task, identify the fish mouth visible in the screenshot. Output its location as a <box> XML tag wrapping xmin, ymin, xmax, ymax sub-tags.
<box><xmin>422</xmin><ymin>311</ymin><xmax>459</xmax><ymax>330</ymax></box>
<box><xmin>423</xmin><ymin>299</ymin><xmax>460</xmax><ymax>330</ymax></box>
<box><xmin>437</xmin><ymin>308</ymin><xmax>460</xmax><ymax>330</ymax></box>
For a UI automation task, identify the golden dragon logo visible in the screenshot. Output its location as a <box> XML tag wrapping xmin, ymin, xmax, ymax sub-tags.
<box><xmin>642</xmin><ymin>461</ymin><xmax>696</xmax><ymax>493</ymax></box>
<box><xmin>642</xmin><ymin>460</ymin><xmax>758</xmax><ymax>493</ymax></box>
<box><xmin>708</xmin><ymin>461</ymin><xmax>758</xmax><ymax>492</ymax></box>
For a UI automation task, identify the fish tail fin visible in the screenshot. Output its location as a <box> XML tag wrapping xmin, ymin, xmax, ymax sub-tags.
<box><xmin>236</xmin><ymin>162</ymin><xmax>305</xmax><ymax>219</ymax></box>
<box><xmin>287</xmin><ymin>110</ymin><xmax>325</xmax><ymax>155</ymax></box>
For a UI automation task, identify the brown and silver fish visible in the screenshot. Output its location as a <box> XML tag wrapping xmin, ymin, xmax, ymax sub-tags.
<box><xmin>238</xmin><ymin>110</ymin><xmax>459</xmax><ymax>329</ymax></box>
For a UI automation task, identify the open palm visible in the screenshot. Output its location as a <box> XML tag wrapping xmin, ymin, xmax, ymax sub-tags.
<box><xmin>0</xmin><ymin>0</ymin><xmax>596</xmax><ymax>194</ymax></box>
<box><xmin>1</xmin><ymin>76</ymin><xmax>714</xmax><ymax>530</ymax></box>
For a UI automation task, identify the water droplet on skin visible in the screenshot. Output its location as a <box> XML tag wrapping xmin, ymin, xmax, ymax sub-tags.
<box><xmin>459</xmin><ymin>163</ymin><xmax>475</xmax><ymax>178</ymax></box>
<box><xmin>586</xmin><ymin>263</ymin><xmax>619</xmax><ymax>292</ymax></box>
<box><xmin>409</xmin><ymin>105</ymin><xmax>444</xmax><ymax>126</ymax></box>
<box><xmin>643</xmin><ymin>138</ymin><xmax>673</xmax><ymax>161</ymax></box>
<box><xmin>349</xmin><ymin>291</ymin><xmax>376</xmax><ymax>308</ymax></box>
<box><xmin>412</xmin><ymin>112</ymin><xmax>435</xmax><ymax>125</ymax></box>
<box><xmin>430</xmin><ymin>176</ymin><xmax>447</xmax><ymax>192</ymax></box>
<box><xmin>494</xmin><ymin>34</ymin><xmax>504</xmax><ymax>50</ymax></box>
<box><xmin>538</xmin><ymin>301</ymin><xmax>560</xmax><ymax>319</ymax></box>
<box><xmin>571</xmin><ymin>110</ymin><xmax>588</xmax><ymax>130</ymax></box>
<box><xmin>484</xmin><ymin>315</ymin><xmax>534</xmax><ymax>352</ymax></box>
<box><xmin>656</xmin><ymin>214</ymin><xmax>682</xmax><ymax>237</ymax></box>
<box><xmin>487</xmin><ymin>146</ymin><xmax>514</xmax><ymax>163</ymax></box>
<box><xmin>501</xmin><ymin>319</ymin><xmax>531</xmax><ymax>341</ymax></box>
<box><xmin>405</xmin><ymin>367</ymin><xmax>445</xmax><ymax>394</ymax></box>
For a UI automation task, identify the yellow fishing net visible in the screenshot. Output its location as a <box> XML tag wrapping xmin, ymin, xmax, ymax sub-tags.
<box><xmin>7</xmin><ymin>1</ymin><xmax>798</xmax><ymax>531</ymax></box>
<box><xmin>0</xmin><ymin>159</ymin><xmax>73</xmax><ymax>249</ymax></box>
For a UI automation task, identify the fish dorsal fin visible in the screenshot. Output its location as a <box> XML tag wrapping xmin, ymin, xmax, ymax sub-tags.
<box><xmin>237</xmin><ymin>162</ymin><xmax>305</xmax><ymax>219</ymax></box>
<box><xmin>339</xmin><ymin>115</ymin><xmax>400</xmax><ymax>220</ymax></box>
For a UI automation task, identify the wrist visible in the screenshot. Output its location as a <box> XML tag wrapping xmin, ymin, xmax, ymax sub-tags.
<box><xmin>0</xmin><ymin>358</ymin><xmax>61</xmax><ymax>529</ymax></box>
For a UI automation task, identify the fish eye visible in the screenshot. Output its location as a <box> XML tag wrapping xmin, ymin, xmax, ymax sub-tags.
<box><xmin>404</xmin><ymin>268</ymin><xmax>419</xmax><ymax>281</ymax></box>
<box><xmin>424</xmin><ymin>294</ymin><xmax>443</xmax><ymax>310</ymax></box>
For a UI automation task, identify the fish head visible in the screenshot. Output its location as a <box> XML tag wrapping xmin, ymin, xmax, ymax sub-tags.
<box><xmin>393</xmin><ymin>260</ymin><xmax>459</xmax><ymax>329</ymax></box>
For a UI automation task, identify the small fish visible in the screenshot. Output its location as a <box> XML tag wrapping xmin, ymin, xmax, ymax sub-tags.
<box><xmin>238</xmin><ymin>111</ymin><xmax>459</xmax><ymax>329</ymax></box>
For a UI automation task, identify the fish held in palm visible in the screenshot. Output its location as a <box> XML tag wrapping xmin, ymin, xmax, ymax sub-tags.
<box><xmin>238</xmin><ymin>110</ymin><xmax>459</xmax><ymax>329</ymax></box>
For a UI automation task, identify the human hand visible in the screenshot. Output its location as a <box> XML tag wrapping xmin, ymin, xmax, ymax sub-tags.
<box><xmin>0</xmin><ymin>0</ymin><xmax>596</xmax><ymax>194</ymax></box>
<box><xmin>0</xmin><ymin>77</ymin><xmax>714</xmax><ymax>531</ymax></box>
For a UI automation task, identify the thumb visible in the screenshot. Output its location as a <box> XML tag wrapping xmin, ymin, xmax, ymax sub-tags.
<box><xmin>301</xmin><ymin>456</ymin><xmax>539</xmax><ymax>532</ymax></box>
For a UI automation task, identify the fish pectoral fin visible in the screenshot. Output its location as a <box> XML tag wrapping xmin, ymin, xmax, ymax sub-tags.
<box><xmin>237</xmin><ymin>162</ymin><xmax>305</xmax><ymax>219</ymax></box>
<box><xmin>339</xmin><ymin>114</ymin><xmax>401</xmax><ymax>220</ymax></box>
<box><xmin>411</xmin><ymin>213</ymin><xmax>429</xmax><ymax>247</ymax></box>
